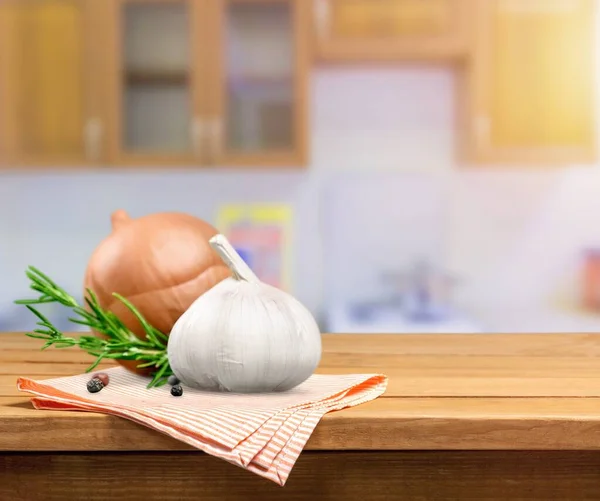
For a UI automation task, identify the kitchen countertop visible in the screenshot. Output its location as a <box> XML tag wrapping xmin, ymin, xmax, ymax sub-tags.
<box><xmin>5</xmin><ymin>332</ymin><xmax>600</xmax><ymax>499</ymax></box>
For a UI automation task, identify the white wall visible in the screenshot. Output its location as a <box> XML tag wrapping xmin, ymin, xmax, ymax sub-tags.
<box><xmin>0</xmin><ymin>67</ymin><xmax>455</xmax><ymax>322</ymax></box>
<box><xmin>312</xmin><ymin>67</ymin><xmax>455</xmax><ymax>173</ymax></box>
<box><xmin>2</xmin><ymin>60</ymin><xmax>600</xmax><ymax>333</ymax></box>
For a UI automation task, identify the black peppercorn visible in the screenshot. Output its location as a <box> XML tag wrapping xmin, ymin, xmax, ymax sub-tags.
<box><xmin>87</xmin><ymin>378</ymin><xmax>104</xmax><ymax>393</ymax></box>
<box><xmin>167</xmin><ymin>375</ymin><xmax>180</xmax><ymax>386</ymax></box>
<box><xmin>170</xmin><ymin>384</ymin><xmax>183</xmax><ymax>397</ymax></box>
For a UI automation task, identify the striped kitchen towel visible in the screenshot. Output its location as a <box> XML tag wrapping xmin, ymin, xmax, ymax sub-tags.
<box><xmin>17</xmin><ymin>368</ymin><xmax>387</xmax><ymax>486</ymax></box>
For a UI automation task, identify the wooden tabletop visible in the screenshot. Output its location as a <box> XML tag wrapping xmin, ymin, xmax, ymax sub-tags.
<box><xmin>4</xmin><ymin>332</ymin><xmax>600</xmax><ymax>452</ymax></box>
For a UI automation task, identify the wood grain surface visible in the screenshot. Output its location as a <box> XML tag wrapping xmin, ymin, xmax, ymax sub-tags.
<box><xmin>4</xmin><ymin>332</ymin><xmax>600</xmax><ymax>452</ymax></box>
<box><xmin>4</xmin><ymin>451</ymin><xmax>600</xmax><ymax>501</ymax></box>
<box><xmin>4</xmin><ymin>332</ymin><xmax>600</xmax><ymax>499</ymax></box>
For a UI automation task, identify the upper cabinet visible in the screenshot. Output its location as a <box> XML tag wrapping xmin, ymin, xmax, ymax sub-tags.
<box><xmin>313</xmin><ymin>0</ymin><xmax>469</xmax><ymax>61</ymax></box>
<box><xmin>0</xmin><ymin>0</ymin><xmax>103</xmax><ymax>167</ymax></box>
<box><xmin>213</xmin><ymin>0</ymin><xmax>309</xmax><ymax>166</ymax></box>
<box><xmin>462</xmin><ymin>0</ymin><xmax>597</xmax><ymax>165</ymax></box>
<box><xmin>104</xmin><ymin>0</ymin><xmax>200</xmax><ymax>164</ymax></box>
<box><xmin>104</xmin><ymin>0</ymin><xmax>308</xmax><ymax>167</ymax></box>
<box><xmin>1</xmin><ymin>0</ymin><xmax>596</xmax><ymax>169</ymax></box>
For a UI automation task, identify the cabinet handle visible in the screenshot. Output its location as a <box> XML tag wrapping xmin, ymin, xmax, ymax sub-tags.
<box><xmin>84</xmin><ymin>118</ymin><xmax>102</xmax><ymax>162</ymax></box>
<box><xmin>191</xmin><ymin>117</ymin><xmax>204</xmax><ymax>159</ymax></box>
<box><xmin>206</xmin><ymin>117</ymin><xmax>223</xmax><ymax>165</ymax></box>
<box><xmin>314</xmin><ymin>0</ymin><xmax>330</xmax><ymax>39</ymax></box>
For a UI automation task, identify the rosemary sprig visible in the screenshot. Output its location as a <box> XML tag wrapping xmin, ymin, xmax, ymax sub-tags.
<box><xmin>14</xmin><ymin>266</ymin><xmax>173</xmax><ymax>388</ymax></box>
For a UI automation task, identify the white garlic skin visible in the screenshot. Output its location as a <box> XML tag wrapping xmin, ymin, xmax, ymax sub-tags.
<box><xmin>167</xmin><ymin>277</ymin><xmax>322</xmax><ymax>393</ymax></box>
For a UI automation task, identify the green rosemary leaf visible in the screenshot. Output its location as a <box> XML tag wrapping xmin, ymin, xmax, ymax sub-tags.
<box><xmin>28</xmin><ymin>267</ymin><xmax>76</xmax><ymax>306</ymax></box>
<box><xmin>36</xmin><ymin>297</ymin><xmax>56</xmax><ymax>304</ymax></box>
<box><xmin>27</xmin><ymin>266</ymin><xmax>59</xmax><ymax>286</ymax></box>
<box><xmin>71</xmin><ymin>316</ymin><xmax>102</xmax><ymax>330</ymax></box>
<box><xmin>152</xmin><ymin>377</ymin><xmax>170</xmax><ymax>388</ymax></box>
<box><xmin>31</xmin><ymin>331</ymin><xmax>53</xmax><ymax>340</ymax></box>
<box><xmin>71</xmin><ymin>306</ymin><xmax>98</xmax><ymax>321</ymax></box>
<box><xmin>14</xmin><ymin>298</ymin><xmax>51</xmax><ymax>305</ymax></box>
<box><xmin>112</xmin><ymin>293</ymin><xmax>165</xmax><ymax>347</ymax></box>
<box><xmin>83</xmin><ymin>299</ymin><xmax>105</xmax><ymax>325</ymax></box>
<box><xmin>17</xmin><ymin>267</ymin><xmax>173</xmax><ymax>390</ymax></box>
<box><xmin>100</xmin><ymin>352</ymin><xmax>130</xmax><ymax>360</ymax></box>
<box><xmin>25</xmin><ymin>305</ymin><xmax>52</xmax><ymax>326</ymax></box>
<box><xmin>152</xmin><ymin>327</ymin><xmax>169</xmax><ymax>344</ymax></box>
<box><xmin>41</xmin><ymin>341</ymin><xmax>54</xmax><ymax>350</ymax></box>
<box><xmin>81</xmin><ymin>293</ymin><xmax>97</xmax><ymax>310</ymax></box>
<box><xmin>101</xmin><ymin>314</ymin><xmax>130</xmax><ymax>342</ymax></box>
<box><xmin>67</xmin><ymin>317</ymin><xmax>97</xmax><ymax>328</ymax></box>
<box><xmin>86</xmin><ymin>354</ymin><xmax>106</xmax><ymax>372</ymax></box>
<box><xmin>31</xmin><ymin>327</ymin><xmax>51</xmax><ymax>333</ymax></box>
<box><xmin>83</xmin><ymin>291</ymin><xmax>105</xmax><ymax>318</ymax></box>
<box><xmin>103</xmin><ymin>313</ymin><xmax>133</xmax><ymax>342</ymax></box>
<box><xmin>25</xmin><ymin>332</ymin><xmax>50</xmax><ymax>340</ymax></box>
<box><xmin>135</xmin><ymin>359</ymin><xmax>159</xmax><ymax>368</ymax></box>
<box><xmin>72</xmin><ymin>304</ymin><xmax>95</xmax><ymax>317</ymax></box>
<box><xmin>147</xmin><ymin>362</ymin><xmax>169</xmax><ymax>388</ymax></box>
<box><xmin>102</xmin><ymin>307</ymin><xmax>128</xmax><ymax>330</ymax></box>
<box><xmin>114</xmin><ymin>293</ymin><xmax>151</xmax><ymax>331</ymax></box>
<box><xmin>78</xmin><ymin>333</ymin><xmax>105</xmax><ymax>342</ymax></box>
<box><xmin>83</xmin><ymin>295</ymin><xmax>125</xmax><ymax>342</ymax></box>
<box><xmin>52</xmin><ymin>342</ymin><xmax>77</xmax><ymax>349</ymax></box>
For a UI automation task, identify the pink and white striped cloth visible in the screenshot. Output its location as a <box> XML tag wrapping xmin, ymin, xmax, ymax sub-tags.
<box><xmin>17</xmin><ymin>368</ymin><xmax>388</xmax><ymax>486</ymax></box>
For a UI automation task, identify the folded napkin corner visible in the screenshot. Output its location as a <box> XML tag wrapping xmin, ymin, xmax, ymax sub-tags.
<box><xmin>17</xmin><ymin>369</ymin><xmax>388</xmax><ymax>486</ymax></box>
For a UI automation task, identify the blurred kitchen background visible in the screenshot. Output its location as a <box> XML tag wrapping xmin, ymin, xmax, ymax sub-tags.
<box><xmin>2</xmin><ymin>0</ymin><xmax>600</xmax><ymax>334</ymax></box>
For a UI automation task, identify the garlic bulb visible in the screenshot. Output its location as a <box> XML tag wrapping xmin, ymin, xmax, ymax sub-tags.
<box><xmin>167</xmin><ymin>234</ymin><xmax>322</xmax><ymax>393</ymax></box>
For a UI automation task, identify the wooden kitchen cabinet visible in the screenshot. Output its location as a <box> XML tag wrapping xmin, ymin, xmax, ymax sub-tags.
<box><xmin>462</xmin><ymin>0</ymin><xmax>597</xmax><ymax>165</ymax></box>
<box><xmin>0</xmin><ymin>0</ymin><xmax>104</xmax><ymax>167</ymax></box>
<box><xmin>103</xmin><ymin>0</ymin><xmax>309</xmax><ymax>167</ymax></box>
<box><xmin>211</xmin><ymin>0</ymin><xmax>309</xmax><ymax>166</ymax></box>
<box><xmin>103</xmin><ymin>0</ymin><xmax>200</xmax><ymax>165</ymax></box>
<box><xmin>313</xmin><ymin>0</ymin><xmax>469</xmax><ymax>61</ymax></box>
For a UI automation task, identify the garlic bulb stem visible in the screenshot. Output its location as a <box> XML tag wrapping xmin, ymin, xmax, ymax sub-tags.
<box><xmin>209</xmin><ymin>234</ymin><xmax>260</xmax><ymax>284</ymax></box>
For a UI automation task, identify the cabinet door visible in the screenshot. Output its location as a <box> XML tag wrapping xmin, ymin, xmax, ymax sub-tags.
<box><xmin>208</xmin><ymin>0</ymin><xmax>309</xmax><ymax>166</ymax></box>
<box><xmin>105</xmin><ymin>0</ymin><xmax>203</xmax><ymax>164</ymax></box>
<box><xmin>314</xmin><ymin>0</ymin><xmax>469</xmax><ymax>61</ymax></box>
<box><xmin>0</xmin><ymin>0</ymin><xmax>100</xmax><ymax>166</ymax></box>
<box><xmin>464</xmin><ymin>0</ymin><xmax>596</xmax><ymax>165</ymax></box>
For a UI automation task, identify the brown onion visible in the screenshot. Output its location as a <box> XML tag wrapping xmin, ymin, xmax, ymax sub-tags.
<box><xmin>83</xmin><ymin>210</ymin><xmax>231</xmax><ymax>375</ymax></box>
